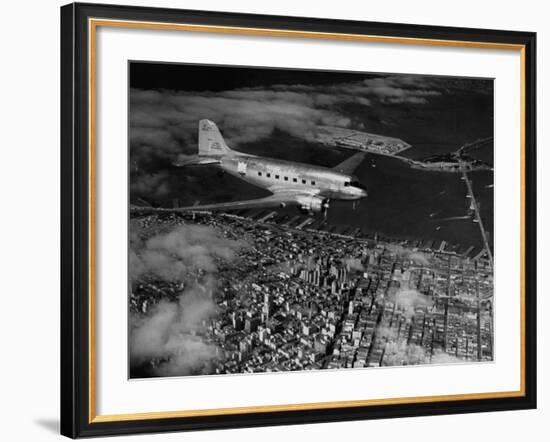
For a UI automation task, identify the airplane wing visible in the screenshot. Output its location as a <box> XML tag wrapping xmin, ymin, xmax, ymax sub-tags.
<box><xmin>131</xmin><ymin>193</ymin><xmax>304</xmax><ymax>214</ymax></box>
<box><xmin>332</xmin><ymin>152</ymin><xmax>367</xmax><ymax>174</ymax></box>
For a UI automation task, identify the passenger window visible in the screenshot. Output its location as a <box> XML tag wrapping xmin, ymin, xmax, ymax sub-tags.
<box><xmin>311</xmin><ymin>181</ymin><xmax>316</xmax><ymax>186</ymax></box>
<box><xmin>293</xmin><ymin>178</ymin><xmax>297</xmax><ymax>183</ymax></box>
<box><xmin>267</xmin><ymin>173</ymin><xmax>271</xmax><ymax>178</ymax></box>
<box><xmin>284</xmin><ymin>177</ymin><xmax>288</xmax><ymax>181</ymax></box>
<box><xmin>275</xmin><ymin>175</ymin><xmax>280</xmax><ymax>179</ymax></box>
<box><xmin>302</xmin><ymin>179</ymin><xmax>306</xmax><ymax>184</ymax></box>
<box><xmin>258</xmin><ymin>171</ymin><xmax>262</xmax><ymax>176</ymax></box>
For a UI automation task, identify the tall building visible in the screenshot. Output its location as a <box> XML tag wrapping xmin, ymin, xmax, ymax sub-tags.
<box><xmin>338</xmin><ymin>266</ymin><xmax>348</xmax><ymax>284</ymax></box>
<box><xmin>262</xmin><ymin>292</ymin><xmax>273</xmax><ymax>320</ymax></box>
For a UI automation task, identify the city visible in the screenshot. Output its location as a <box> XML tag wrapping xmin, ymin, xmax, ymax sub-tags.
<box><xmin>130</xmin><ymin>210</ymin><xmax>494</xmax><ymax>377</ymax></box>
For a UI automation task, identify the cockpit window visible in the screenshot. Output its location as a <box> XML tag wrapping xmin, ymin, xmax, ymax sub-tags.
<box><xmin>346</xmin><ymin>180</ymin><xmax>366</xmax><ymax>190</ymax></box>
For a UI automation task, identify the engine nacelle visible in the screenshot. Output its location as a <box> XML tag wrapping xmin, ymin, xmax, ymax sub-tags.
<box><xmin>296</xmin><ymin>195</ymin><xmax>329</xmax><ymax>214</ymax></box>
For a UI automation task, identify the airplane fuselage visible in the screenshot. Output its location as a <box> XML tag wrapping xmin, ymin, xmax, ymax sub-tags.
<box><xmin>174</xmin><ymin>119</ymin><xmax>368</xmax><ymax>214</ymax></box>
<box><xmin>219</xmin><ymin>152</ymin><xmax>367</xmax><ymax>202</ymax></box>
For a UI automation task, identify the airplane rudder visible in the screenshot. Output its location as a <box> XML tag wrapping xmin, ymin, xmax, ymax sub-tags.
<box><xmin>198</xmin><ymin>119</ymin><xmax>230</xmax><ymax>156</ymax></box>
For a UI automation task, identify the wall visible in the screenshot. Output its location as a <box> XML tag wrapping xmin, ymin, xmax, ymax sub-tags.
<box><xmin>0</xmin><ymin>0</ymin><xmax>546</xmax><ymax>440</ymax></box>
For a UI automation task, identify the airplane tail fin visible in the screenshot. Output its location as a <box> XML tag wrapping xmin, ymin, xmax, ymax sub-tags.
<box><xmin>198</xmin><ymin>119</ymin><xmax>232</xmax><ymax>156</ymax></box>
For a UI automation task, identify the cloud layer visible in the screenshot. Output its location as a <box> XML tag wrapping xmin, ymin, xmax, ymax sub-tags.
<box><xmin>130</xmin><ymin>224</ymin><xmax>247</xmax><ymax>284</ymax></box>
<box><xmin>129</xmin><ymin>224</ymin><xmax>247</xmax><ymax>376</ymax></box>
<box><xmin>130</xmin><ymin>277</ymin><xmax>221</xmax><ymax>376</ymax></box>
<box><xmin>129</xmin><ymin>75</ymin><xmax>449</xmax><ymax>167</ymax></box>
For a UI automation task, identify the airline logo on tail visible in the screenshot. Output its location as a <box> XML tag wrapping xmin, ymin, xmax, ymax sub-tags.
<box><xmin>198</xmin><ymin>119</ymin><xmax>232</xmax><ymax>156</ymax></box>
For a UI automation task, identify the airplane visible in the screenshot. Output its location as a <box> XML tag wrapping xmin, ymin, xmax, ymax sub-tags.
<box><xmin>139</xmin><ymin>119</ymin><xmax>368</xmax><ymax>215</ymax></box>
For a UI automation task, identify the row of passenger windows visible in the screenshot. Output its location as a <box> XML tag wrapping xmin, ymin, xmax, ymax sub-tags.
<box><xmin>257</xmin><ymin>171</ymin><xmax>315</xmax><ymax>186</ymax></box>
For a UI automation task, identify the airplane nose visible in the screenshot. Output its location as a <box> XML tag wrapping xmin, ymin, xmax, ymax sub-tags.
<box><xmin>360</xmin><ymin>188</ymin><xmax>368</xmax><ymax>198</ymax></box>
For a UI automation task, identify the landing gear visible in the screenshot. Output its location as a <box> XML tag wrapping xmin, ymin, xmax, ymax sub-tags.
<box><xmin>323</xmin><ymin>199</ymin><xmax>330</xmax><ymax>219</ymax></box>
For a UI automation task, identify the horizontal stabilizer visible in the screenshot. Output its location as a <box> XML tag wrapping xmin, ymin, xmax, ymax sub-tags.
<box><xmin>173</xmin><ymin>155</ymin><xmax>220</xmax><ymax>167</ymax></box>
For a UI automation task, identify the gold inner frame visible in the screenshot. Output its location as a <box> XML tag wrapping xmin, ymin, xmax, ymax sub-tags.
<box><xmin>87</xmin><ymin>18</ymin><xmax>527</xmax><ymax>423</ymax></box>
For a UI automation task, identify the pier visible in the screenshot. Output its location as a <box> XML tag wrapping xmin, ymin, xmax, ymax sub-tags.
<box><xmin>460</xmin><ymin>161</ymin><xmax>493</xmax><ymax>270</ymax></box>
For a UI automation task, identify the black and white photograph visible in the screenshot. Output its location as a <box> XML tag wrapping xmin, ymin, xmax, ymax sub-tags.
<box><xmin>128</xmin><ymin>62</ymin><xmax>495</xmax><ymax>379</ymax></box>
<box><xmin>0</xmin><ymin>0</ymin><xmax>543</xmax><ymax>439</ymax></box>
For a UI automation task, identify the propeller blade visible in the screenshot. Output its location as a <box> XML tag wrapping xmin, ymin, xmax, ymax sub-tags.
<box><xmin>323</xmin><ymin>199</ymin><xmax>330</xmax><ymax>219</ymax></box>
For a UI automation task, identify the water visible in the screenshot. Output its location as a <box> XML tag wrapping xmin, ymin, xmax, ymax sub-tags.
<box><xmin>329</xmin><ymin>153</ymin><xmax>493</xmax><ymax>251</ymax></box>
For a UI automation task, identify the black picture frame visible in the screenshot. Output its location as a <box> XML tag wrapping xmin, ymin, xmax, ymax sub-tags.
<box><xmin>61</xmin><ymin>2</ymin><xmax>537</xmax><ymax>438</ymax></box>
